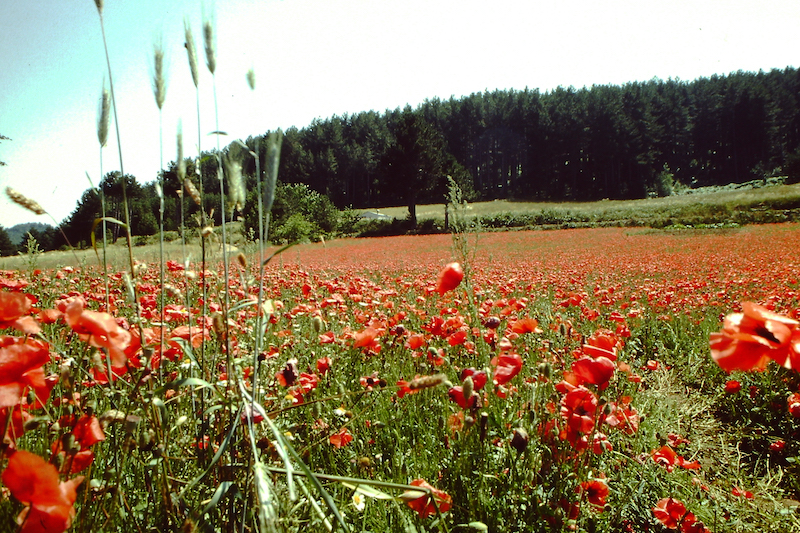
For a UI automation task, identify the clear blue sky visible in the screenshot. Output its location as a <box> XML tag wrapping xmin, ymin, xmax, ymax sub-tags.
<box><xmin>2</xmin><ymin>0</ymin><xmax>799</xmax><ymax>228</ymax></box>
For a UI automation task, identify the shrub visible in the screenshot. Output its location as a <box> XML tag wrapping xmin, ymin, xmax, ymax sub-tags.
<box><xmin>272</xmin><ymin>213</ymin><xmax>319</xmax><ymax>243</ymax></box>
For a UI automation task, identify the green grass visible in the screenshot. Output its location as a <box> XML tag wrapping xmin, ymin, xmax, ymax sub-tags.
<box><xmin>365</xmin><ymin>182</ymin><xmax>800</xmax><ymax>231</ymax></box>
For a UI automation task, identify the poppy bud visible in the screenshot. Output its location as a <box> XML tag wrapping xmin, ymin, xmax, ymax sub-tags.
<box><xmin>510</xmin><ymin>427</ymin><xmax>529</xmax><ymax>453</ymax></box>
<box><xmin>484</xmin><ymin>316</ymin><xmax>501</xmax><ymax>329</ymax></box>
<box><xmin>23</xmin><ymin>418</ymin><xmax>44</xmax><ymax>432</ymax></box>
<box><xmin>462</xmin><ymin>375</ymin><xmax>474</xmax><ymax>401</ymax></box>
<box><xmin>537</xmin><ymin>362</ymin><xmax>551</xmax><ymax>379</ymax></box>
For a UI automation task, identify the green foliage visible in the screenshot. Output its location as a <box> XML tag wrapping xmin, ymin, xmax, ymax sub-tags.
<box><xmin>0</xmin><ymin>225</ymin><xmax>16</xmax><ymax>256</ymax></box>
<box><xmin>271</xmin><ymin>213</ymin><xmax>318</xmax><ymax>243</ymax></box>
<box><xmin>785</xmin><ymin>149</ymin><xmax>800</xmax><ymax>185</ymax></box>
<box><xmin>17</xmin><ymin>232</ymin><xmax>43</xmax><ymax>272</ymax></box>
<box><xmin>246</xmin><ymin>181</ymin><xmax>340</xmax><ymax>243</ymax></box>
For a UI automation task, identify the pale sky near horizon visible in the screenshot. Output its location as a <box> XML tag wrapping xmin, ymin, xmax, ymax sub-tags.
<box><xmin>1</xmin><ymin>0</ymin><xmax>799</xmax><ymax>229</ymax></box>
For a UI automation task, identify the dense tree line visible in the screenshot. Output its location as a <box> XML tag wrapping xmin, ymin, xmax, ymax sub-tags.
<box><xmin>28</xmin><ymin>67</ymin><xmax>800</xmax><ymax>251</ymax></box>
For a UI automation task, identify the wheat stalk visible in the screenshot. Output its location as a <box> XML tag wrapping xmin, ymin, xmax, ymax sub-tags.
<box><xmin>5</xmin><ymin>187</ymin><xmax>46</xmax><ymax>215</ymax></box>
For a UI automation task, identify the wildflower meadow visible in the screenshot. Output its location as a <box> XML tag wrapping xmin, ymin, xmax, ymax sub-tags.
<box><xmin>1</xmin><ymin>2</ymin><xmax>800</xmax><ymax>532</ymax></box>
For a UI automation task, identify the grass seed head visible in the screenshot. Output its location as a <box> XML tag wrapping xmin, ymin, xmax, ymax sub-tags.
<box><xmin>263</xmin><ymin>130</ymin><xmax>283</xmax><ymax>214</ymax></box>
<box><xmin>183</xmin><ymin>178</ymin><xmax>201</xmax><ymax>206</ymax></box>
<box><xmin>246</xmin><ymin>69</ymin><xmax>255</xmax><ymax>90</ymax></box>
<box><xmin>177</xmin><ymin>127</ymin><xmax>186</xmax><ymax>180</ymax></box>
<box><xmin>98</xmin><ymin>83</ymin><xmax>110</xmax><ymax>147</ymax></box>
<box><xmin>235</xmin><ymin>252</ymin><xmax>247</xmax><ymax>270</ymax></box>
<box><xmin>408</xmin><ymin>373</ymin><xmax>447</xmax><ymax>391</ymax></box>
<box><xmin>6</xmin><ymin>187</ymin><xmax>46</xmax><ymax>215</ymax></box>
<box><xmin>223</xmin><ymin>153</ymin><xmax>245</xmax><ymax>215</ymax></box>
<box><xmin>184</xmin><ymin>20</ymin><xmax>199</xmax><ymax>87</ymax></box>
<box><xmin>203</xmin><ymin>15</ymin><xmax>216</xmax><ymax>75</ymax></box>
<box><xmin>152</xmin><ymin>37</ymin><xmax>167</xmax><ymax>110</ymax></box>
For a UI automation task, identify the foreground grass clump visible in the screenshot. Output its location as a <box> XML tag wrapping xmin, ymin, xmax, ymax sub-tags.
<box><xmin>0</xmin><ymin>224</ymin><xmax>799</xmax><ymax>532</ymax></box>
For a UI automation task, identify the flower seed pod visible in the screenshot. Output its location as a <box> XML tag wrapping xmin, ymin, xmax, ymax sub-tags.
<box><xmin>510</xmin><ymin>427</ymin><xmax>529</xmax><ymax>454</ymax></box>
<box><xmin>479</xmin><ymin>411</ymin><xmax>489</xmax><ymax>441</ymax></box>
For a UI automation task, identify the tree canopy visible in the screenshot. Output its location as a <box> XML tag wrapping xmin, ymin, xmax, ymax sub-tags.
<box><xmin>26</xmin><ymin>67</ymin><xmax>800</xmax><ymax>251</ymax></box>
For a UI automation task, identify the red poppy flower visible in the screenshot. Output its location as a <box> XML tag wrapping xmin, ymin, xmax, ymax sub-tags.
<box><xmin>0</xmin><ymin>336</ymin><xmax>53</xmax><ymax>408</ymax></box>
<box><xmin>724</xmin><ymin>380</ymin><xmax>742</xmax><ymax>394</ymax></box>
<box><xmin>576</xmin><ymin>478</ymin><xmax>609</xmax><ymax>508</ymax></box>
<box><xmin>329</xmin><ymin>427</ymin><xmax>353</xmax><ymax>448</ymax></box>
<box><xmin>316</xmin><ymin>356</ymin><xmax>332</xmax><ymax>375</ymax></box>
<box><xmin>651</xmin><ymin>445</ymin><xmax>701</xmax><ymax>472</ymax></box>
<box><xmin>436</xmin><ymin>263</ymin><xmax>464</xmax><ymax>295</ymax></box>
<box><xmin>0</xmin><ymin>291</ymin><xmax>40</xmax><ymax>335</ymax></box>
<box><xmin>492</xmin><ymin>352</ymin><xmax>523</xmax><ymax>385</ymax></box>
<box><xmin>652</xmin><ymin>497</ymin><xmax>696</xmax><ymax>530</ymax></box>
<box><xmin>603</xmin><ymin>401</ymin><xmax>640</xmax><ymax>435</ymax></box>
<box><xmin>710</xmin><ymin>302</ymin><xmax>800</xmax><ymax>372</ymax></box>
<box><xmin>1</xmin><ymin>449</ymin><xmax>84</xmax><ymax>533</ymax></box>
<box><xmin>319</xmin><ymin>331</ymin><xmax>336</xmax><ymax>344</ymax></box>
<box><xmin>770</xmin><ymin>440</ymin><xmax>786</xmax><ymax>453</ymax></box>
<box><xmin>296</xmin><ymin>372</ymin><xmax>319</xmax><ymax>395</ymax></box>
<box><xmin>788</xmin><ymin>392</ymin><xmax>800</xmax><ymax>418</ymax></box>
<box><xmin>447</xmin><ymin>385</ymin><xmax>479</xmax><ymax>409</ymax></box>
<box><xmin>460</xmin><ymin>368</ymin><xmax>488</xmax><ymax>390</ymax></box>
<box><xmin>276</xmin><ymin>359</ymin><xmax>299</xmax><ymax>387</ymax></box>
<box><xmin>353</xmin><ymin>327</ymin><xmax>379</xmax><ymax>348</ymax></box>
<box><xmin>72</xmin><ymin>414</ymin><xmax>106</xmax><ymax>448</ymax></box>
<box><xmin>560</xmin><ymin>386</ymin><xmax>598</xmax><ymax>434</ymax></box>
<box><xmin>402</xmin><ymin>478</ymin><xmax>452</xmax><ymax>518</ymax></box>
<box><xmin>571</xmin><ymin>356</ymin><xmax>615</xmax><ymax>389</ymax></box>
<box><xmin>510</xmin><ymin>317</ymin><xmax>541</xmax><ymax>334</ymax></box>
<box><xmin>63</xmin><ymin>298</ymin><xmax>131</xmax><ymax>368</ymax></box>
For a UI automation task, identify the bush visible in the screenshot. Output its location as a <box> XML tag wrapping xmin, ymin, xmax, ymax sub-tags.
<box><xmin>272</xmin><ymin>213</ymin><xmax>319</xmax><ymax>243</ymax></box>
<box><xmin>244</xmin><ymin>182</ymin><xmax>341</xmax><ymax>240</ymax></box>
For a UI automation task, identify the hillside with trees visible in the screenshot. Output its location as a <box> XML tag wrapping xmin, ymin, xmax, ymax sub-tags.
<box><xmin>31</xmin><ymin>67</ymin><xmax>800</xmax><ymax>250</ymax></box>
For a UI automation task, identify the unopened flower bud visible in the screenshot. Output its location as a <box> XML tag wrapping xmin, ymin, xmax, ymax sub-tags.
<box><xmin>462</xmin><ymin>375</ymin><xmax>474</xmax><ymax>400</ymax></box>
<box><xmin>510</xmin><ymin>427</ymin><xmax>529</xmax><ymax>453</ymax></box>
<box><xmin>537</xmin><ymin>362</ymin><xmax>551</xmax><ymax>379</ymax></box>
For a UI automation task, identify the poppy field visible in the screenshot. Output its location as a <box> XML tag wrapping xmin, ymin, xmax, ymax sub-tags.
<box><xmin>1</xmin><ymin>223</ymin><xmax>800</xmax><ymax>532</ymax></box>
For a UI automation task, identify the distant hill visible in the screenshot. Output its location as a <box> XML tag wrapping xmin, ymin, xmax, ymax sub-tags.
<box><xmin>6</xmin><ymin>222</ymin><xmax>53</xmax><ymax>245</ymax></box>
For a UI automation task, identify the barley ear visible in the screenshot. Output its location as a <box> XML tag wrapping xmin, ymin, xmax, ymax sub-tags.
<box><xmin>263</xmin><ymin>130</ymin><xmax>283</xmax><ymax>215</ymax></box>
<box><xmin>152</xmin><ymin>36</ymin><xmax>167</xmax><ymax>110</ymax></box>
<box><xmin>184</xmin><ymin>20</ymin><xmax>199</xmax><ymax>88</ymax></box>
<box><xmin>246</xmin><ymin>69</ymin><xmax>255</xmax><ymax>91</ymax></box>
<box><xmin>177</xmin><ymin>125</ymin><xmax>185</xmax><ymax>181</ymax></box>
<box><xmin>203</xmin><ymin>13</ymin><xmax>216</xmax><ymax>75</ymax></box>
<box><xmin>224</xmin><ymin>153</ymin><xmax>245</xmax><ymax>216</ymax></box>
<box><xmin>98</xmin><ymin>82</ymin><xmax>110</xmax><ymax>148</ymax></box>
<box><xmin>93</xmin><ymin>0</ymin><xmax>104</xmax><ymax>15</ymax></box>
<box><xmin>6</xmin><ymin>187</ymin><xmax>47</xmax><ymax>215</ymax></box>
